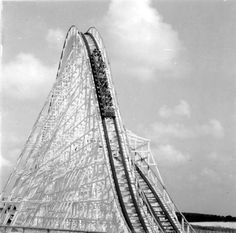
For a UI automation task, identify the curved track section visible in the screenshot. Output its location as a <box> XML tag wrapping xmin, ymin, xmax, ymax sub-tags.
<box><xmin>81</xmin><ymin>32</ymin><xmax>149</xmax><ymax>233</ymax></box>
<box><xmin>85</xmin><ymin>28</ymin><xmax>193</xmax><ymax>233</ymax></box>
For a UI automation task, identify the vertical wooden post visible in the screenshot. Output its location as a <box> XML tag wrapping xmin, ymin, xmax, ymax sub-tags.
<box><xmin>181</xmin><ymin>217</ymin><xmax>184</xmax><ymax>231</ymax></box>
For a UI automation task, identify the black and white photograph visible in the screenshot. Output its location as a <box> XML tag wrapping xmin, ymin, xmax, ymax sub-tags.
<box><xmin>0</xmin><ymin>0</ymin><xmax>235</xmax><ymax>232</ymax></box>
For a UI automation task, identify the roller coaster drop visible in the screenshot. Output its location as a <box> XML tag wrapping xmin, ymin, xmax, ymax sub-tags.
<box><xmin>0</xmin><ymin>27</ymin><xmax>196</xmax><ymax>233</ymax></box>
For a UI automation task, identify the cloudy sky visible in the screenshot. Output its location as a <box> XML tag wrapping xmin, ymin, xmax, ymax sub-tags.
<box><xmin>1</xmin><ymin>0</ymin><xmax>236</xmax><ymax>216</ymax></box>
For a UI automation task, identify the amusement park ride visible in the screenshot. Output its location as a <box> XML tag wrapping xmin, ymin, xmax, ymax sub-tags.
<box><xmin>0</xmin><ymin>26</ymin><xmax>196</xmax><ymax>233</ymax></box>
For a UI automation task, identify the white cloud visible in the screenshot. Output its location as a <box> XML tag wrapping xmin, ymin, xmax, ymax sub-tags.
<box><xmin>103</xmin><ymin>0</ymin><xmax>183</xmax><ymax>80</ymax></box>
<box><xmin>207</xmin><ymin>152</ymin><xmax>218</xmax><ymax>160</ymax></box>
<box><xmin>201</xmin><ymin>167</ymin><xmax>220</xmax><ymax>182</ymax></box>
<box><xmin>0</xmin><ymin>156</ymin><xmax>12</xmax><ymax>168</ymax></box>
<box><xmin>148</xmin><ymin>122</ymin><xmax>193</xmax><ymax>141</ymax></box>
<box><xmin>2</xmin><ymin>53</ymin><xmax>55</xmax><ymax>99</ymax></box>
<box><xmin>146</xmin><ymin>118</ymin><xmax>224</xmax><ymax>141</ymax></box>
<box><xmin>46</xmin><ymin>28</ymin><xmax>64</xmax><ymax>49</ymax></box>
<box><xmin>199</xmin><ymin>119</ymin><xmax>224</xmax><ymax>139</ymax></box>
<box><xmin>159</xmin><ymin>100</ymin><xmax>191</xmax><ymax>118</ymax></box>
<box><xmin>155</xmin><ymin>144</ymin><xmax>189</xmax><ymax>165</ymax></box>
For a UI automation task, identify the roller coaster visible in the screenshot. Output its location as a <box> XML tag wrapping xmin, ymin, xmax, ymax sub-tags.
<box><xmin>0</xmin><ymin>26</ymin><xmax>196</xmax><ymax>233</ymax></box>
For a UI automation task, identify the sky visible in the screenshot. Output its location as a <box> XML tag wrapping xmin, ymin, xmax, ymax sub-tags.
<box><xmin>1</xmin><ymin>0</ymin><xmax>236</xmax><ymax>216</ymax></box>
